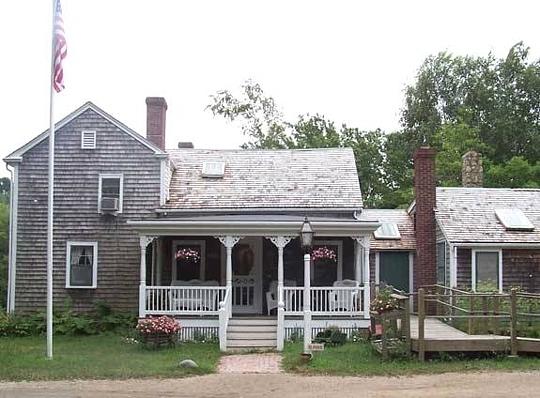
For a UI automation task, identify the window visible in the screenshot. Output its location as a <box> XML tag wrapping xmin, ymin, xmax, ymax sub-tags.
<box><xmin>495</xmin><ymin>208</ymin><xmax>534</xmax><ymax>231</ymax></box>
<box><xmin>66</xmin><ymin>242</ymin><xmax>98</xmax><ymax>288</ymax></box>
<box><xmin>436</xmin><ymin>242</ymin><xmax>446</xmax><ymax>285</ymax></box>
<box><xmin>202</xmin><ymin>161</ymin><xmax>225</xmax><ymax>178</ymax></box>
<box><xmin>98</xmin><ymin>174</ymin><xmax>123</xmax><ymax>213</ymax></box>
<box><xmin>374</xmin><ymin>223</ymin><xmax>401</xmax><ymax>239</ymax></box>
<box><xmin>172</xmin><ymin>240</ymin><xmax>206</xmax><ymax>281</ymax></box>
<box><xmin>472</xmin><ymin>250</ymin><xmax>502</xmax><ymax>292</ymax></box>
<box><xmin>81</xmin><ymin>131</ymin><xmax>96</xmax><ymax>149</ymax></box>
<box><xmin>311</xmin><ymin>240</ymin><xmax>343</xmax><ymax>286</ymax></box>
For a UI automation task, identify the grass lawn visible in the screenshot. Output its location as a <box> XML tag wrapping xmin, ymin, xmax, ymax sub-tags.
<box><xmin>0</xmin><ymin>334</ymin><xmax>221</xmax><ymax>381</ymax></box>
<box><xmin>283</xmin><ymin>342</ymin><xmax>540</xmax><ymax>376</ymax></box>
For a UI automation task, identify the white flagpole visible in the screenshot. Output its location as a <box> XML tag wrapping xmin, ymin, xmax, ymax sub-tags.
<box><xmin>46</xmin><ymin>0</ymin><xmax>57</xmax><ymax>359</ymax></box>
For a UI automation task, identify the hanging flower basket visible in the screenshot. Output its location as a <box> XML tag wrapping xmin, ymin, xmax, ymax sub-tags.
<box><xmin>136</xmin><ymin>316</ymin><xmax>181</xmax><ymax>349</ymax></box>
<box><xmin>311</xmin><ymin>246</ymin><xmax>337</xmax><ymax>264</ymax></box>
<box><xmin>175</xmin><ymin>248</ymin><xmax>201</xmax><ymax>264</ymax></box>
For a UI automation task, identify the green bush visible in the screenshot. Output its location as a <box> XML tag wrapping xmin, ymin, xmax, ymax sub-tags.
<box><xmin>0</xmin><ymin>302</ymin><xmax>136</xmax><ymax>337</ymax></box>
<box><xmin>314</xmin><ymin>326</ymin><xmax>347</xmax><ymax>346</ymax></box>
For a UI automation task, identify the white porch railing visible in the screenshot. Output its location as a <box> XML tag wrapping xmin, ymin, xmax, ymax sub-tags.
<box><xmin>144</xmin><ymin>286</ymin><xmax>227</xmax><ymax>316</ymax></box>
<box><xmin>282</xmin><ymin>286</ymin><xmax>366</xmax><ymax>316</ymax></box>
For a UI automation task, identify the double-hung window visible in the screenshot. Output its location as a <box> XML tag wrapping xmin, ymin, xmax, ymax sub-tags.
<box><xmin>472</xmin><ymin>249</ymin><xmax>502</xmax><ymax>292</ymax></box>
<box><xmin>66</xmin><ymin>242</ymin><xmax>98</xmax><ymax>288</ymax></box>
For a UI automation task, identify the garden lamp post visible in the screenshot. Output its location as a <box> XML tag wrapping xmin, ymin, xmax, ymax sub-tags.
<box><xmin>300</xmin><ymin>217</ymin><xmax>313</xmax><ymax>355</ymax></box>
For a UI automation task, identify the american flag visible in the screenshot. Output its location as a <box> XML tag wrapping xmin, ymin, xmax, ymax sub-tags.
<box><xmin>53</xmin><ymin>0</ymin><xmax>67</xmax><ymax>93</ymax></box>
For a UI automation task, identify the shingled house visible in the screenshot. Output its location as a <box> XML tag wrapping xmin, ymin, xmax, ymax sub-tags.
<box><xmin>4</xmin><ymin>98</ymin><xmax>382</xmax><ymax>350</ymax></box>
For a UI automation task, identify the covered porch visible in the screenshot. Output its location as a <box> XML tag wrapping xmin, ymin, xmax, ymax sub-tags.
<box><xmin>128</xmin><ymin>216</ymin><xmax>379</xmax><ymax>350</ymax></box>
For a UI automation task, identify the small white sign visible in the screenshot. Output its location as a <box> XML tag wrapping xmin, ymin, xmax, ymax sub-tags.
<box><xmin>308</xmin><ymin>343</ymin><xmax>325</xmax><ymax>351</ymax></box>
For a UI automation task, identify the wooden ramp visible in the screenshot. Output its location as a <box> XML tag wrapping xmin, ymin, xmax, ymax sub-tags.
<box><xmin>410</xmin><ymin>316</ymin><xmax>512</xmax><ymax>353</ymax></box>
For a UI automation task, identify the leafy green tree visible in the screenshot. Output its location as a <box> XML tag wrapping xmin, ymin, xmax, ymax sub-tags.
<box><xmin>485</xmin><ymin>157</ymin><xmax>540</xmax><ymax>188</ymax></box>
<box><xmin>0</xmin><ymin>202</ymin><xmax>8</xmax><ymax>309</ymax></box>
<box><xmin>0</xmin><ymin>178</ymin><xmax>10</xmax><ymax>204</ymax></box>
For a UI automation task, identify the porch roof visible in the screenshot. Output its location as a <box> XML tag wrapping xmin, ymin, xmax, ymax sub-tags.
<box><xmin>127</xmin><ymin>214</ymin><xmax>380</xmax><ymax>237</ymax></box>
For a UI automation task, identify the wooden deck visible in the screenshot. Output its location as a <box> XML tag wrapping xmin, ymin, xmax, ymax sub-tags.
<box><xmin>410</xmin><ymin>316</ymin><xmax>540</xmax><ymax>353</ymax></box>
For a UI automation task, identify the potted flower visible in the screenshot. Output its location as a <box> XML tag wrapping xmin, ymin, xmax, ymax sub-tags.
<box><xmin>136</xmin><ymin>316</ymin><xmax>181</xmax><ymax>349</ymax></box>
<box><xmin>175</xmin><ymin>248</ymin><xmax>201</xmax><ymax>263</ymax></box>
<box><xmin>370</xmin><ymin>287</ymin><xmax>400</xmax><ymax>315</ymax></box>
<box><xmin>311</xmin><ymin>246</ymin><xmax>337</xmax><ymax>264</ymax></box>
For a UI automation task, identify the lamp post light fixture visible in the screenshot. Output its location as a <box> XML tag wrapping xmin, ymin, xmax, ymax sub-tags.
<box><xmin>300</xmin><ymin>216</ymin><xmax>313</xmax><ymax>358</ymax></box>
<box><xmin>300</xmin><ymin>216</ymin><xmax>314</xmax><ymax>252</ymax></box>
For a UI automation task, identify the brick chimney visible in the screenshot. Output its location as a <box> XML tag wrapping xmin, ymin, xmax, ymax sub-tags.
<box><xmin>146</xmin><ymin>97</ymin><xmax>167</xmax><ymax>150</ymax></box>
<box><xmin>462</xmin><ymin>150</ymin><xmax>483</xmax><ymax>187</ymax></box>
<box><xmin>413</xmin><ymin>146</ymin><xmax>437</xmax><ymax>291</ymax></box>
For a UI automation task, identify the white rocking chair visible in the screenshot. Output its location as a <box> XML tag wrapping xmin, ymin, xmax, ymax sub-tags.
<box><xmin>266</xmin><ymin>279</ymin><xmax>296</xmax><ymax>315</ymax></box>
<box><xmin>328</xmin><ymin>279</ymin><xmax>359</xmax><ymax>313</ymax></box>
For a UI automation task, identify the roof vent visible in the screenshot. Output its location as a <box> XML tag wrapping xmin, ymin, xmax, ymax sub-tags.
<box><xmin>495</xmin><ymin>208</ymin><xmax>534</xmax><ymax>231</ymax></box>
<box><xmin>202</xmin><ymin>161</ymin><xmax>225</xmax><ymax>178</ymax></box>
<box><xmin>374</xmin><ymin>222</ymin><xmax>401</xmax><ymax>239</ymax></box>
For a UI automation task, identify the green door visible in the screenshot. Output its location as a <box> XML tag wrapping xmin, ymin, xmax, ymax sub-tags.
<box><xmin>379</xmin><ymin>252</ymin><xmax>410</xmax><ymax>292</ymax></box>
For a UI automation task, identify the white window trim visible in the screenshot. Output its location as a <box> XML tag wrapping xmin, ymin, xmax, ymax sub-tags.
<box><xmin>98</xmin><ymin>173</ymin><xmax>124</xmax><ymax>214</ymax></box>
<box><xmin>66</xmin><ymin>241</ymin><xmax>98</xmax><ymax>289</ymax></box>
<box><xmin>311</xmin><ymin>240</ymin><xmax>343</xmax><ymax>283</ymax></box>
<box><xmin>81</xmin><ymin>130</ymin><xmax>96</xmax><ymax>149</ymax></box>
<box><xmin>375</xmin><ymin>251</ymin><xmax>414</xmax><ymax>293</ymax></box>
<box><xmin>172</xmin><ymin>239</ymin><xmax>206</xmax><ymax>281</ymax></box>
<box><xmin>471</xmin><ymin>248</ymin><xmax>503</xmax><ymax>293</ymax></box>
<box><xmin>436</xmin><ymin>240</ymin><xmax>447</xmax><ymax>286</ymax></box>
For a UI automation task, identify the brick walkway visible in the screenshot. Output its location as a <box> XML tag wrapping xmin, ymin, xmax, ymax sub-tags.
<box><xmin>218</xmin><ymin>353</ymin><xmax>282</xmax><ymax>374</ymax></box>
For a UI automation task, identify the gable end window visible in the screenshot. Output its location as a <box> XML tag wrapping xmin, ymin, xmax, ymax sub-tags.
<box><xmin>98</xmin><ymin>174</ymin><xmax>124</xmax><ymax>213</ymax></box>
<box><xmin>81</xmin><ymin>131</ymin><xmax>96</xmax><ymax>149</ymax></box>
<box><xmin>66</xmin><ymin>242</ymin><xmax>98</xmax><ymax>288</ymax></box>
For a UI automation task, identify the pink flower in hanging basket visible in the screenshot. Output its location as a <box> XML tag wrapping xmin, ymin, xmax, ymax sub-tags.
<box><xmin>175</xmin><ymin>247</ymin><xmax>201</xmax><ymax>263</ymax></box>
<box><xmin>311</xmin><ymin>246</ymin><xmax>337</xmax><ymax>263</ymax></box>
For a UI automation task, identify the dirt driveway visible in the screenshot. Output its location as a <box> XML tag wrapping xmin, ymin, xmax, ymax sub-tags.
<box><xmin>1</xmin><ymin>371</ymin><xmax>540</xmax><ymax>398</ymax></box>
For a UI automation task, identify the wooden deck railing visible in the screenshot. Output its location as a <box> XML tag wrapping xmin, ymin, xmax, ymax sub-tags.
<box><xmin>282</xmin><ymin>286</ymin><xmax>366</xmax><ymax>316</ymax></box>
<box><xmin>414</xmin><ymin>285</ymin><xmax>540</xmax><ymax>360</ymax></box>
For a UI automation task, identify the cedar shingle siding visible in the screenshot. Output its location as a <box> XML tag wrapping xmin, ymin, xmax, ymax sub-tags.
<box><xmin>15</xmin><ymin>108</ymin><xmax>161</xmax><ymax>312</ymax></box>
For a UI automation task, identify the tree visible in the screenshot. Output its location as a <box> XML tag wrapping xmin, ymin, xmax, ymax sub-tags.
<box><xmin>0</xmin><ymin>177</ymin><xmax>10</xmax><ymax>204</ymax></box>
<box><xmin>0</xmin><ymin>202</ymin><xmax>8</xmax><ymax>309</ymax></box>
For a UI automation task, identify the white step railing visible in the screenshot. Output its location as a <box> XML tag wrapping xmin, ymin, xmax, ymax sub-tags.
<box><xmin>219</xmin><ymin>286</ymin><xmax>232</xmax><ymax>351</ymax></box>
<box><xmin>283</xmin><ymin>286</ymin><xmax>366</xmax><ymax>316</ymax></box>
<box><xmin>144</xmin><ymin>286</ymin><xmax>227</xmax><ymax>315</ymax></box>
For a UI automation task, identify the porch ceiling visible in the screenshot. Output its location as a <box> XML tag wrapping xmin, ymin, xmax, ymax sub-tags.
<box><xmin>127</xmin><ymin>215</ymin><xmax>380</xmax><ymax>237</ymax></box>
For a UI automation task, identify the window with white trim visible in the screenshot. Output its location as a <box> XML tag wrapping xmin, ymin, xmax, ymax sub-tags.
<box><xmin>98</xmin><ymin>174</ymin><xmax>123</xmax><ymax>213</ymax></box>
<box><xmin>172</xmin><ymin>240</ymin><xmax>206</xmax><ymax>282</ymax></box>
<box><xmin>81</xmin><ymin>131</ymin><xmax>96</xmax><ymax>149</ymax></box>
<box><xmin>472</xmin><ymin>250</ymin><xmax>502</xmax><ymax>292</ymax></box>
<box><xmin>436</xmin><ymin>242</ymin><xmax>446</xmax><ymax>285</ymax></box>
<box><xmin>66</xmin><ymin>242</ymin><xmax>98</xmax><ymax>288</ymax></box>
<box><xmin>311</xmin><ymin>240</ymin><xmax>343</xmax><ymax>286</ymax></box>
<box><xmin>374</xmin><ymin>223</ymin><xmax>401</xmax><ymax>239</ymax></box>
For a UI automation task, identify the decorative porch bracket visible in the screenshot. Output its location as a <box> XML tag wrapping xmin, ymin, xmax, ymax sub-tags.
<box><xmin>353</xmin><ymin>236</ymin><xmax>371</xmax><ymax>319</ymax></box>
<box><xmin>265</xmin><ymin>236</ymin><xmax>295</xmax><ymax>351</ymax></box>
<box><xmin>139</xmin><ymin>235</ymin><xmax>157</xmax><ymax>318</ymax></box>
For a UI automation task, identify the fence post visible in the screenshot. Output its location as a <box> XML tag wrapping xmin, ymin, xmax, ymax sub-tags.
<box><xmin>404</xmin><ymin>296</ymin><xmax>411</xmax><ymax>354</ymax></box>
<box><xmin>418</xmin><ymin>288</ymin><xmax>426</xmax><ymax>361</ymax></box>
<box><xmin>510</xmin><ymin>288</ymin><xmax>518</xmax><ymax>356</ymax></box>
<box><xmin>468</xmin><ymin>295</ymin><xmax>474</xmax><ymax>335</ymax></box>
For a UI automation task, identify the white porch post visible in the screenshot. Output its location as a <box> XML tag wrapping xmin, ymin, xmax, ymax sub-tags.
<box><xmin>156</xmin><ymin>238</ymin><xmax>163</xmax><ymax>286</ymax></box>
<box><xmin>266</xmin><ymin>236</ymin><xmax>294</xmax><ymax>351</ymax></box>
<box><xmin>354</xmin><ymin>239</ymin><xmax>362</xmax><ymax>283</ymax></box>
<box><xmin>303</xmin><ymin>253</ymin><xmax>312</xmax><ymax>353</ymax></box>
<box><xmin>139</xmin><ymin>236</ymin><xmax>156</xmax><ymax>318</ymax></box>
<box><xmin>358</xmin><ymin>236</ymin><xmax>371</xmax><ymax>319</ymax></box>
<box><xmin>217</xmin><ymin>236</ymin><xmax>242</xmax><ymax>314</ymax></box>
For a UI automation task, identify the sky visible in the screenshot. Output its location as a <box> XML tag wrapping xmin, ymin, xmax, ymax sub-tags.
<box><xmin>1</xmin><ymin>0</ymin><xmax>539</xmax><ymax>177</ymax></box>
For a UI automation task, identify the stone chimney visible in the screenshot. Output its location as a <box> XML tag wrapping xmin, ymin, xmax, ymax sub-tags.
<box><xmin>413</xmin><ymin>146</ymin><xmax>437</xmax><ymax>291</ymax></box>
<box><xmin>462</xmin><ymin>150</ymin><xmax>483</xmax><ymax>187</ymax></box>
<box><xmin>146</xmin><ymin>97</ymin><xmax>167</xmax><ymax>150</ymax></box>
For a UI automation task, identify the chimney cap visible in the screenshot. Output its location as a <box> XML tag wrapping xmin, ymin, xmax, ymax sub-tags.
<box><xmin>146</xmin><ymin>97</ymin><xmax>168</xmax><ymax>109</ymax></box>
<box><xmin>178</xmin><ymin>142</ymin><xmax>194</xmax><ymax>149</ymax></box>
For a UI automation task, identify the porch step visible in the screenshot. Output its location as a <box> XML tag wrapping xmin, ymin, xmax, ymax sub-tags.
<box><xmin>226</xmin><ymin>317</ymin><xmax>277</xmax><ymax>350</ymax></box>
<box><xmin>228</xmin><ymin>318</ymin><xmax>277</xmax><ymax>326</ymax></box>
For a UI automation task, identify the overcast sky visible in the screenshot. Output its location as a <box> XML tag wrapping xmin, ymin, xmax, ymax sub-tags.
<box><xmin>1</xmin><ymin>0</ymin><xmax>539</xmax><ymax>177</ymax></box>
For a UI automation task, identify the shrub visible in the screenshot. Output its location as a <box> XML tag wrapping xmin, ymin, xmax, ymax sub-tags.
<box><xmin>136</xmin><ymin>316</ymin><xmax>181</xmax><ymax>349</ymax></box>
<box><xmin>314</xmin><ymin>326</ymin><xmax>347</xmax><ymax>346</ymax></box>
<box><xmin>370</xmin><ymin>287</ymin><xmax>400</xmax><ymax>314</ymax></box>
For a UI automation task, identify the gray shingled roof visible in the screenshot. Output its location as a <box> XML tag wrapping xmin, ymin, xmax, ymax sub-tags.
<box><xmin>163</xmin><ymin>148</ymin><xmax>363</xmax><ymax>210</ymax></box>
<box><xmin>360</xmin><ymin>209</ymin><xmax>416</xmax><ymax>250</ymax></box>
<box><xmin>435</xmin><ymin>187</ymin><xmax>540</xmax><ymax>244</ymax></box>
